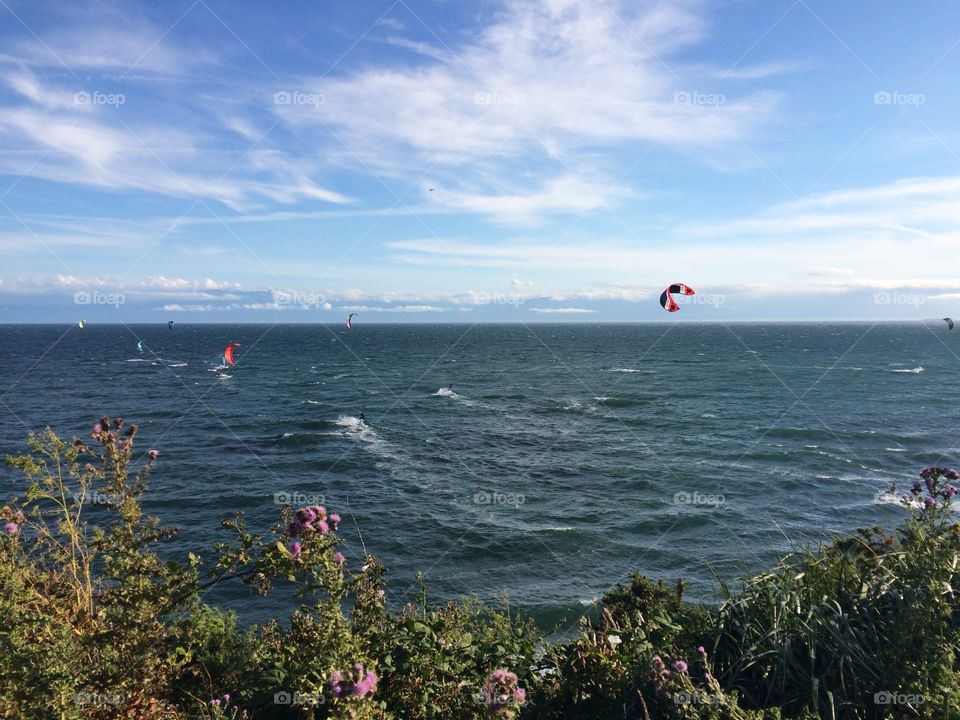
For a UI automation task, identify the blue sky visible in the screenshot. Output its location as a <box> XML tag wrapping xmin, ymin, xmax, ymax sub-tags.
<box><xmin>1</xmin><ymin>0</ymin><xmax>959</xmax><ymax>322</ymax></box>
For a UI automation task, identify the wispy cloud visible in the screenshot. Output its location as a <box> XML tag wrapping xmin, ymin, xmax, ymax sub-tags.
<box><xmin>529</xmin><ymin>307</ymin><xmax>595</xmax><ymax>314</ymax></box>
<box><xmin>338</xmin><ymin>304</ymin><xmax>444</xmax><ymax>313</ymax></box>
<box><xmin>274</xmin><ymin>0</ymin><xmax>778</xmax><ymax>222</ymax></box>
<box><xmin>0</xmin><ymin>67</ymin><xmax>351</xmax><ymax>210</ymax></box>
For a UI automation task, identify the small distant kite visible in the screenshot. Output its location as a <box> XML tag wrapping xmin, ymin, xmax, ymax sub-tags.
<box><xmin>168</xmin><ymin>320</ymin><xmax>175</xmax><ymax>331</ymax></box>
<box><xmin>78</xmin><ymin>320</ymin><xmax>85</xmax><ymax>329</ymax></box>
<box><xmin>222</xmin><ymin>342</ymin><xmax>240</xmax><ymax>366</ymax></box>
<box><xmin>945</xmin><ymin>318</ymin><xmax>955</xmax><ymax>331</ymax></box>
<box><xmin>659</xmin><ymin>283</ymin><xmax>696</xmax><ymax>313</ymax></box>
<box><xmin>346</xmin><ymin>313</ymin><xmax>357</xmax><ymax>329</ymax></box>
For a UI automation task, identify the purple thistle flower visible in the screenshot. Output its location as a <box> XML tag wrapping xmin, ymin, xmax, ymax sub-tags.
<box><xmin>925</xmin><ymin>497</ymin><xmax>937</xmax><ymax>508</ymax></box>
<box><xmin>515</xmin><ymin>687</ymin><xmax>526</xmax><ymax>703</ymax></box>
<box><xmin>4</xmin><ymin>522</ymin><xmax>18</xmax><ymax>535</ymax></box>
<box><xmin>330</xmin><ymin>671</ymin><xmax>343</xmax><ymax>697</ymax></box>
<box><xmin>211</xmin><ymin>699</ymin><xmax>221</xmax><ymax>707</ymax></box>
<box><xmin>697</xmin><ymin>646</ymin><xmax>706</xmax><ymax>655</ymax></box>
<box><xmin>329</xmin><ymin>513</ymin><xmax>341</xmax><ymax>529</ymax></box>
<box><xmin>334</xmin><ymin>552</ymin><xmax>345</xmax><ymax>564</ymax></box>
<box><xmin>673</xmin><ymin>659</ymin><xmax>688</xmax><ymax>673</ymax></box>
<box><xmin>912</xmin><ymin>482</ymin><xmax>923</xmax><ymax>494</ymax></box>
<box><xmin>148</xmin><ymin>449</ymin><xmax>159</xmax><ymax>461</ymax></box>
<box><xmin>290</xmin><ymin>542</ymin><xmax>302</xmax><ymax>560</ymax></box>
<box><xmin>947</xmin><ymin>486</ymin><xmax>958</xmax><ymax>498</ymax></box>
<box><xmin>947</xmin><ymin>469</ymin><xmax>960</xmax><ymax>481</ymax></box>
<box><xmin>222</xmin><ymin>694</ymin><xmax>230</xmax><ymax>703</ymax></box>
<box><xmin>318</xmin><ymin>520</ymin><xmax>329</xmax><ymax>534</ymax></box>
<box><xmin>354</xmin><ymin>670</ymin><xmax>377</xmax><ymax>697</ymax></box>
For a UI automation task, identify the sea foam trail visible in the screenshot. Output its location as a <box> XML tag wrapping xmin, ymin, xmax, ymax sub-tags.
<box><xmin>432</xmin><ymin>387</ymin><xmax>476</xmax><ymax>406</ymax></box>
<box><xmin>890</xmin><ymin>367</ymin><xmax>924</xmax><ymax>373</ymax></box>
<box><xmin>335</xmin><ymin>415</ymin><xmax>407</xmax><ymax>465</ymax></box>
<box><xmin>336</xmin><ymin>414</ymin><xmax>371</xmax><ymax>433</ymax></box>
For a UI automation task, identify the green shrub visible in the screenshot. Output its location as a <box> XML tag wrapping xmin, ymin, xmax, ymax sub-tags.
<box><xmin>4</xmin><ymin>418</ymin><xmax>960</xmax><ymax>719</ymax></box>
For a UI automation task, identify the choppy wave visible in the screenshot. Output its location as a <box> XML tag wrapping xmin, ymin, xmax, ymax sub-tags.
<box><xmin>3</xmin><ymin>322</ymin><xmax>956</xmax><ymax>628</ymax></box>
<box><xmin>594</xmin><ymin>396</ymin><xmax>644</xmax><ymax>408</ymax></box>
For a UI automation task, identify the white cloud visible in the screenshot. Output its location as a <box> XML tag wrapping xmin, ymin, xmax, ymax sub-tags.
<box><xmin>808</xmin><ymin>267</ymin><xmax>856</xmax><ymax>277</ymax></box>
<box><xmin>162</xmin><ymin>303</ymin><xmax>218</xmax><ymax>312</ymax></box>
<box><xmin>0</xmin><ymin>73</ymin><xmax>352</xmax><ymax>210</ymax></box>
<box><xmin>274</xmin><ymin>0</ymin><xmax>778</xmax><ymax>221</ymax></box>
<box><xmin>529</xmin><ymin>307</ymin><xmax>595</xmax><ymax>314</ymax></box>
<box><xmin>338</xmin><ymin>304</ymin><xmax>444</xmax><ymax>313</ymax></box>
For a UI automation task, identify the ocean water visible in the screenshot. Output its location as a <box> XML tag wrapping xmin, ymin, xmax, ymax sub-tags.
<box><xmin>0</xmin><ymin>322</ymin><xmax>956</xmax><ymax>628</ymax></box>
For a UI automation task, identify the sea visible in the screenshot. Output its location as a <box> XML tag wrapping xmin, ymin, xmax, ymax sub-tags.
<box><xmin>0</xmin><ymin>322</ymin><xmax>956</xmax><ymax>630</ymax></box>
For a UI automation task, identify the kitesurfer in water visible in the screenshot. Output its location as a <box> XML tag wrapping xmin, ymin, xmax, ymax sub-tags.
<box><xmin>359</xmin><ymin>412</ymin><xmax>366</xmax><ymax>425</ymax></box>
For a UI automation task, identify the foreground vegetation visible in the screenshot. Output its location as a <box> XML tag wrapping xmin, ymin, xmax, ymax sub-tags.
<box><xmin>2</xmin><ymin>418</ymin><xmax>959</xmax><ymax>719</ymax></box>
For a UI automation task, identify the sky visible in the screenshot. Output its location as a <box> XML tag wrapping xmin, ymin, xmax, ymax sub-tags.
<box><xmin>1</xmin><ymin>0</ymin><xmax>959</xmax><ymax>322</ymax></box>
